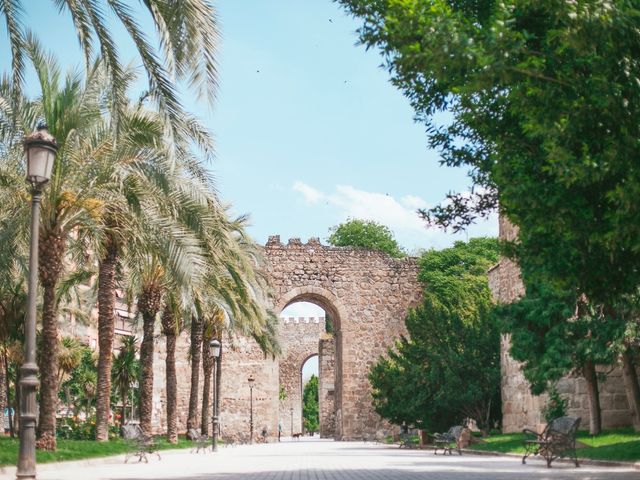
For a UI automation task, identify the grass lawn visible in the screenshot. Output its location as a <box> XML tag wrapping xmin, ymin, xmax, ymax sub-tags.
<box><xmin>468</xmin><ymin>428</ymin><xmax>640</xmax><ymax>463</ymax></box>
<box><xmin>0</xmin><ymin>436</ymin><xmax>195</xmax><ymax>467</ymax></box>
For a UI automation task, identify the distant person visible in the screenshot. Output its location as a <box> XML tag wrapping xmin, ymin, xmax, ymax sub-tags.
<box><xmin>278</xmin><ymin>421</ymin><xmax>282</xmax><ymax>442</ymax></box>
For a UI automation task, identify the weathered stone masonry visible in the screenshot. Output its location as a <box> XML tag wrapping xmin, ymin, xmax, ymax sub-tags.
<box><xmin>265</xmin><ymin>236</ymin><xmax>422</xmax><ymax>440</ymax></box>
<box><xmin>149</xmin><ymin>236</ymin><xmax>422</xmax><ymax>441</ymax></box>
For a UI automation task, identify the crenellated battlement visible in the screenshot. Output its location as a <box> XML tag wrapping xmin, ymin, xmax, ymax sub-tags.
<box><xmin>279</xmin><ymin>316</ymin><xmax>326</xmax><ymax>325</ymax></box>
<box><xmin>266</xmin><ymin>235</ymin><xmax>322</xmax><ymax>248</ymax></box>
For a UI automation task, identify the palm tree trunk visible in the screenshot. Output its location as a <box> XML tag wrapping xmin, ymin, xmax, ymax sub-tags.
<box><xmin>138</xmin><ymin>284</ymin><xmax>162</xmax><ymax>436</ymax></box>
<box><xmin>583</xmin><ymin>360</ymin><xmax>602</xmax><ymax>435</ymax></box>
<box><xmin>37</xmin><ymin>282</ymin><xmax>60</xmax><ymax>450</ymax></box>
<box><xmin>4</xmin><ymin>351</ymin><xmax>14</xmax><ymax>437</ymax></box>
<box><xmin>162</xmin><ymin>308</ymin><xmax>178</xmax><ymax>444</ymax></box>
<box><xmin>186</xmin><ymin>316</ymin><xmax>203</xmax><ymax>437</ymax></box>
<box><xmin>215</xmin><ymin>347</ymin><xmax>222</xmax><ymax>438</ymax></box>
<box><xmin>96</xmin><ymin>240</ymin><xmax>118</xmax><ymax>441</ymax></box>
<box><xmin>621</xmin><ymin>349</ymin><xmax>640</xmax><ymax>432</ymax></box>
<box><xmin>201</xmin><ymin>340</ymin><xmax>212</xmax><ymax>436</ymax></box>
<box><xmin>36</xmin><ymin>232</ymin><xmax>65</xmax><ymax>450</ymax></box>
<box><xmin>0</xmin><ymin>349</ymin><xmax>5</xmax><ymax>436</ymax></box>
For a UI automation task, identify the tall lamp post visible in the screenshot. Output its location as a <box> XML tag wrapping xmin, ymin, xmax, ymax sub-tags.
<box><xmin>209</xmin><ymin>339</ymin><xmax>221</xmax><ymax>452</ymax></box>
<box><xmin>248</xmin><ymin>375</ymin><xmax>255</xmax><ymax>444</ymax></box>
<box><xmin>17</xmin><ymin>125</ymin><xmax>57</xmax><ymax>480</ymax></box>
<box><xmin>290</xmin><ymin>407</ymin><xmax>293</xmax><ymax>438</ymax></box>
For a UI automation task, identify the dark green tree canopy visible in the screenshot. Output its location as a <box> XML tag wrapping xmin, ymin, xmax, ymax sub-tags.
<box><xmin>327</xmin><ymin>219</ymin><xmax>404</xmax><ymax>258</ymax></box>
<box><xmin>339</xmin><ymin>0</ymin><xmax>640</xmax><ymax>306</ymax></box>
<box><xmin>302</xmin><ymin>374</ymin><xmax>319</xmax><ymax>434</ymax></box>
<box><xmin>369</xmin><ymin>238</ymin><xmax>501</xmax><ymax>432</ymax></box>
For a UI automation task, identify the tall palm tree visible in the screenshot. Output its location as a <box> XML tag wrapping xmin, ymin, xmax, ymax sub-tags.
<box><xmin>161</xmin><ymin>294</ymin><xmax>186</xmax><ymax>444</ymax></box>
<box><xmin>1</xmin><ymin>0</ymin><xmax>219</xmax><ymax>137</ymax></box>
<box><xmin>111</xmin><ymin>335</ymin><xmax>138</xmax><ymax>428</ymax></box>
<box><xmin>135</xmin><ymin>260</ymin><xmax>164</xmax><ymax>436</ymax></box>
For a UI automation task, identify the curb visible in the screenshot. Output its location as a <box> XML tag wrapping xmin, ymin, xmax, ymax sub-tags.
<box><xmin>461</xmin><ymin>448</ymin><xmax>640</xmax><ymax>470</ymax></box>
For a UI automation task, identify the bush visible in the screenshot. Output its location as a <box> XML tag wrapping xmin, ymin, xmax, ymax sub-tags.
<box><xmin>541</xmin><ymin>387</ymin><xmax>568</xmax><ymax>423</ymax></box>
<box><xmin>56</xmin><ymin>416</ymin><xmax>119</xmax><ymax>440</ymax></box>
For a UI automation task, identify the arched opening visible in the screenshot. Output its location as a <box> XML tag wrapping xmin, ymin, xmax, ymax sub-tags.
<box><xmin>278</xmin><ymin>298</ymin><xmax>338</xmax><ymax>439</ymax></box>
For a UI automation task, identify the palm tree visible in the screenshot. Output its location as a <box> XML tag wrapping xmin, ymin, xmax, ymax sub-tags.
<box><xmin>160</xmin><ymin>296</ymin><xmax>184</xmax><ymax>443</ymax></box>
<box><xmin>2</xmin><ymin>0</ymin><xmax>219</xmax><ymax>137</ymax></box>
<box><xmin>57</xmin><ymin>337</ymin><xmax>84</xmax><ymax>415</ymax></box>
<box><xmin>111</xmin><ymin>335</ymin><xmax>138</xmax><ymax>428</ymax></box>
<box><xmin>136</xmin><ymin>260</ymin><xmax>164</xmax><ymax>436</ymax></box>
<box><xmin>186</xmin><ymin>314</ymin><xmax>203</xmax><ymax>436</ymax></box>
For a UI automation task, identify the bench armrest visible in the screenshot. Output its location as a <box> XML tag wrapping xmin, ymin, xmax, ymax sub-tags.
<box><xmin>522</xmin><ymin>428</ymin><xmax>541</xmax><ymax>440</ymax></box>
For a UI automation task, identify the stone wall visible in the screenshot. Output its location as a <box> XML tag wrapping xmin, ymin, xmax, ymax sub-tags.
<box><xmin>145</xmin><ymin>236</ymin><xmax>421</xmax><ymax>441</ymax></box>
<box><xmin>218</xmin><ymin>332</ymin><xmax>280</xmax><ymax>443</ymax></box>
<box><xmin>490</xmin><ymin>216</ymin><xmax>637</xmax><ymax>432</ymax></box>
<box><xmin>319</xmin><ymin>335</ymin><xmax>336</xmax><ymax>438</ymax></box>
<box><xmin>265</xmin><ymin>236</ymin><xmax>422</xmax><ymax>440</ymax></box>
<box><xmin>278</xmin><ymin>316</ymin><xmax>326</xmax><ymax>436</ymax></box>
<box><xmin>150</xmin><ymin>329</ymin><xmax>193</xmax><ymax>434</ymax></box>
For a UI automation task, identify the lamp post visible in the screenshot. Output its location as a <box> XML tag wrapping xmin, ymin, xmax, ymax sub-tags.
<box><xmin>248</xmin><ymin>375</ymin><xmax>255</xmax><ymax>444</ymax></box>
<box><xmin>17</xmin><ymin>125</ymin><xmax>57</xmax><ymax>480</ymax></box>
<box><xmin>290</xmin><ymin>407</ymin><xmax>293</xmax><ymax>438</ymax></box>
<box><xmin>209</xmin><ymin>339</ymin><xmax>221</xmax><ymax>452</ymax></box>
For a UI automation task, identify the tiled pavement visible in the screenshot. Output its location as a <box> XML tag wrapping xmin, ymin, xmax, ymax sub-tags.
<box><xmin>2</xmin><ymin>438</ymin><xmax>638</xmax><ymax>480</ymax></box>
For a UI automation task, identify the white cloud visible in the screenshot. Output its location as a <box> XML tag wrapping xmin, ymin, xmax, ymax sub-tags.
<box><xmin>292</xmin><ymin>180</ymin><xmax>324</xmax><ymax>204</ymax></box>
<box><xmin>291</xmin><ymin>181</ymin><xmax>498</xmax><ymax>251</ymax></box>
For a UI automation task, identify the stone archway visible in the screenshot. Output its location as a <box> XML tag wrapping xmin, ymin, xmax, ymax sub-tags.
<box><xmin>265</xmin><ymin>236</ymin><xmax>422</xmax><ymax>440</ymax></box>
<box><xmin>149</xmin><ymin>235</ymin><xmax>422</xmax><ymax>442</ymax></box>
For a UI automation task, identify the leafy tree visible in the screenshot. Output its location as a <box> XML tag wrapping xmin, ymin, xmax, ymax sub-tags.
<box><xmin>339</xmin><ymin>0</ymin><xmax>640</xmax><ymax>433</ymax></box>
<box><xmin>369</xmin><ymin>238</ymin><xmax>500</xmax><ymax>434</ymax></box>
<box><xmin>2</xmin><ymin>0</ymin><xmax>219</xmax><ymax>134</ymax></box>
<box><xmin>302</xmin><ymin>375</ymin><xmax>319</xmax><ymax>434</ymax></box>
<box><xmin>327</xmin><ymin>219</ymin><xmax>404</xmax><ymax>258</ymax></box>
<box><xmin>111</xmin><ymin>335</ymin><xmax>139</xmax><ymax>428</ymax></box>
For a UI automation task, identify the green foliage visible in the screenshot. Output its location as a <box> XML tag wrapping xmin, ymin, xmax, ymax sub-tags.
<box><xmin>279</xmin><ymin>385</ymin><xmax>288</xmax><ymax>401</ymax></box>
<box><xmin>59</xmin><ymin>346</ymin><xmax>97</xmax><ymax>417</ymax></box>
<box><xmin>542</xmin><ymin>387</ymin><xmax>568</xmax><ymax>424</ymax></box>
<box><xmin>302</xmin><ymin>375</ymin><xmax>319</xmax><ymax>434</ymax></box>
<box><xmin>327</xmin><ymin>219</ymin><xmax>404</xmax><ymax>258</ymax></box>
<box><xmin>497</xmin><ymin>284</ymin><xmax>616</xmax><ymax>395</ymax></box>
<box><xmin>325</xmin><ymin>313</ymin><xmax>334</xmax><ymax>335</ymax></box>
<box><xmin>338</xmin><ymin>1</ymin><xmax>640</xmax><ymax>301</ymax></box>
<box><xmin>369</xmin><ymin>238</ymin><xmax>501</xmax><ymax>433</ymax></box>
<box><xmin>56</xmin><ymin>416</ymin><xmax>118</xmax><ymax>440</ymax></box>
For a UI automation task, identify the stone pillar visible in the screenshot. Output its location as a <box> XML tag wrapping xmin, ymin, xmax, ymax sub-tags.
<box><xmin>319</xmin><ymin>335</ymin><xmax>336</xmax><ymax>438</ymax></box>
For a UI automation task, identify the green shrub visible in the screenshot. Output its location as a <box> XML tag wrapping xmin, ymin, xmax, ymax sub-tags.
<box><xmin>541</xmin><ymin>387</ymin><xmax>568</xmax><ymax>423</ymax></box>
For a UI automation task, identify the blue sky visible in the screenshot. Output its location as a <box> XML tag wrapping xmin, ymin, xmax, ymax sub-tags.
<box><xmin>1</xmin><ymin>0</ymin><xmax>496</xmax><ymax>253</ymax></box>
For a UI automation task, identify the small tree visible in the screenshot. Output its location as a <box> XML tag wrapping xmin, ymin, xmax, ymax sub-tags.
<box><xmin>327</xmin><ymin>219</ymin><xmax>404</xmax><ymax>258</ymax></box>
<box><xmin>369</xmin><ymin>238</ymin><xmax>501</xmax><ymax>434</ymax></box>
<box><xmin>302</xmin><ymin>375</ymin><xmax>319</xmax><ymax>434</ymax></box>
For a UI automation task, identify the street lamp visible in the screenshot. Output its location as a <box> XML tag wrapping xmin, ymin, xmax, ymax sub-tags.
<box><xmin>248</xmin><ymin>374</ymin><xmax>255</xmax><ymax>444</ymax></box>
<box><xmin>209</xmin><ymin>339</ymin><xmax>221</xmax><ymax>452</ymax></box>
<box><xmin>17</xmin><ymin>125</ymin><xmax>57</xmax><ymax>480</ymax></box>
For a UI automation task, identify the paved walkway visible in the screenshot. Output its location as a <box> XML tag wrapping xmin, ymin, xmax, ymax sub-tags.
<box><xmin>2</xmin><ymin>439</ymin><xmax>637</xmax><ymax>480</ymax></box>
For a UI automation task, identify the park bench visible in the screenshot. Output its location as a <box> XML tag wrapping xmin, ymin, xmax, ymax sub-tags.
<box><xmin>522</xmin><ymin>416</ymin><xmax>581</xmax><ymax>468</ymax></box>
<box><xmin>433</xmin><ymin>425</ymin><xmax>464</xmax><ymax>455</ymax></box>
<box><xmin>398</xmin><ymin>432</ymin><xmax>417</xmax><ymax>449</ymax></box>
<box><xmin>188</xmin><ymin>428</ymin><xmax>209</xmax><ymax>453</ymax></box>
<box><xmin>122</xmin><ymin>424</ymin><xmax>161</xmax><ymax>463</ymax></box>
